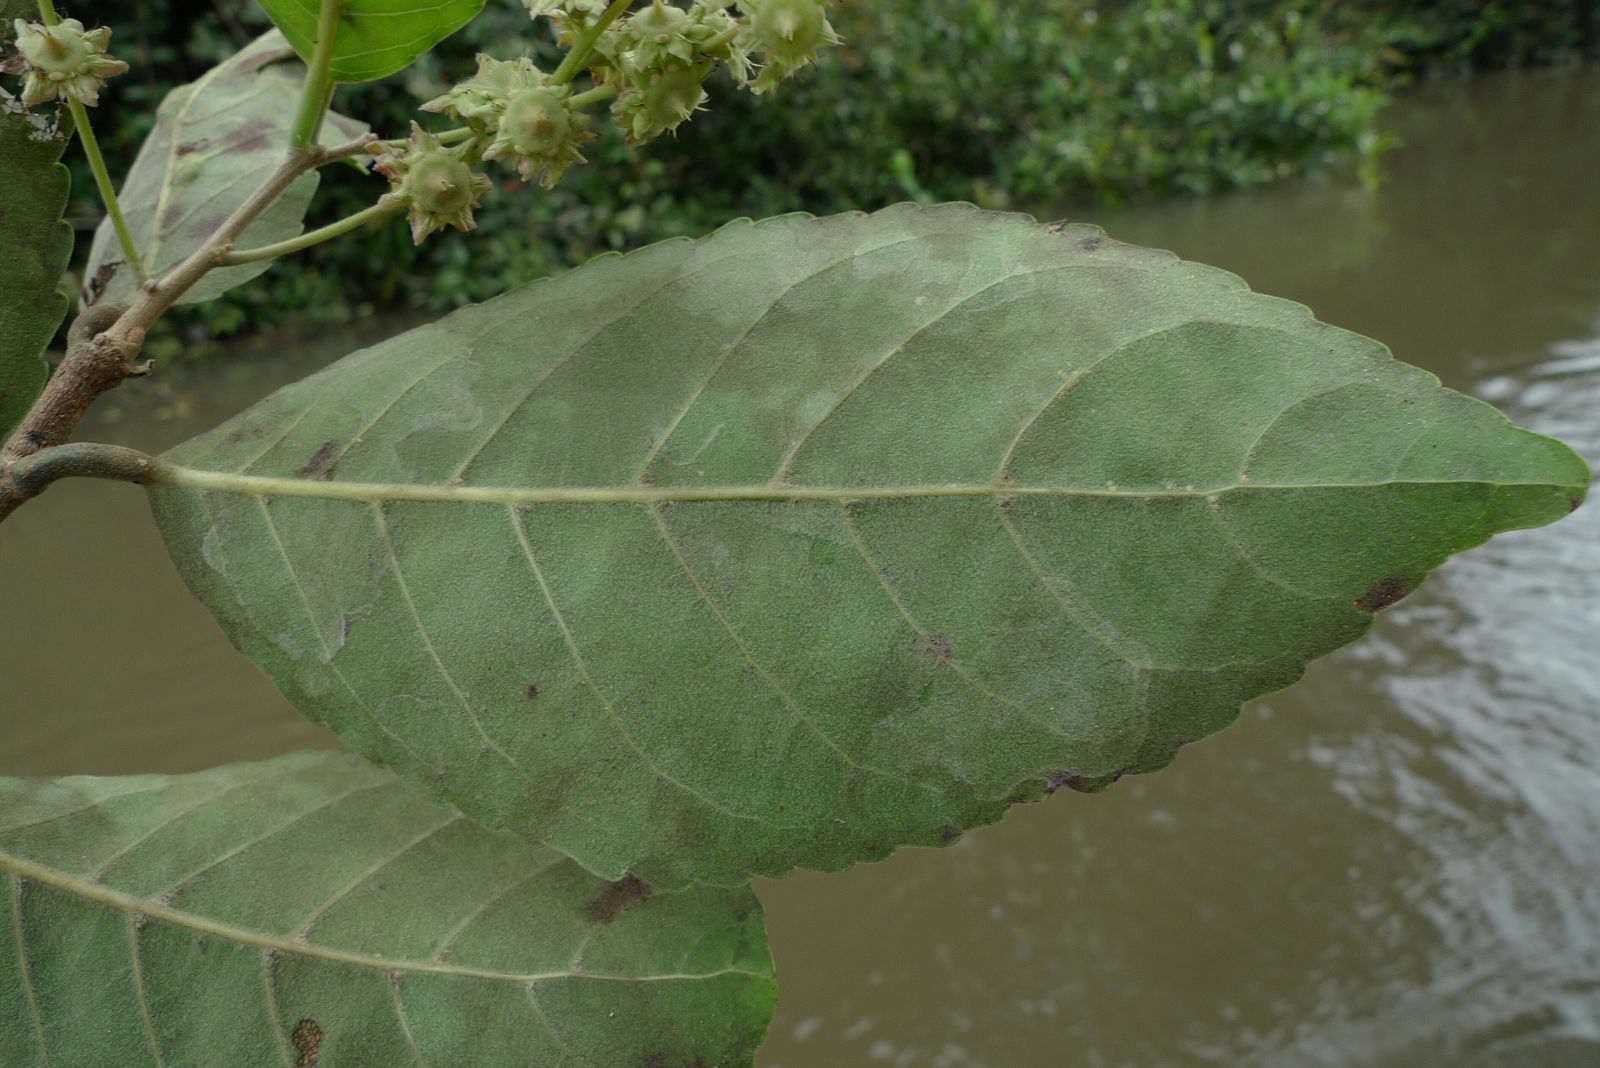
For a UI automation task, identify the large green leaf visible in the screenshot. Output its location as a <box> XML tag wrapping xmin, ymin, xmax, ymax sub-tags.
<box><xmin>0</xmin><ymin>88</ymin><xmax>71</xmax><ymax>441</ymax></box>
<box><xmin>258</xmin><ymin>0</ymin><xmax>488</xmax><ymax>83</ymax></box>
<box><xmin>82</xmin><ymin>32</ymin><xmax>368</xmax><ymax>310</ymax></box>
<box><xmin>148</xmin><ymin>205</ymin><xmax>1589</xmax><ymax>888</ymax></box>
<box><xmin>0</xmin><ymin>751</ymin><xmax>774</xmax><ymax>1066</ymax></box>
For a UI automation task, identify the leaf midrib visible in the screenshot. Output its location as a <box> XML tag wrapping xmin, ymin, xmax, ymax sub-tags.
<box><xmin>152</xmin><ymin>463</ymin><xmax>1558</xmax><ymax>505</ymax></box>
<box><xmin>0</xmin><ymin>851</ymin><xmax>759</xmax><ymax>985</ymax></box>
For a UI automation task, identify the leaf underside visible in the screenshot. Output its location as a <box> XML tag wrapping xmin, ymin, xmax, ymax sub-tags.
<box><xmin>257</xmin><ymin>0</ymin><xmax>488</xmax><ymax>83</ymax></box>
<box><xmin>150</xmin><ymin>205</ymin><xmax>1589</xmax><ymax>888</ymax></box>
<box><xmin>0</xmin><ymin>751</ymin><xmax>774</xmax><ymax>1067</ymax></box>
<box><xmin>82</xmin><ymin>32</ymin><xmax>369</xmax><ymax>310</ymax></box>
<box><xmin>0</xmin><ymin>89</ymin><xmax>71</xmax><ymax>441</ymax></box>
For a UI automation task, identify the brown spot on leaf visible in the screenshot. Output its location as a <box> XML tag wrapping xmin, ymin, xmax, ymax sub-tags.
<box><xmin>225</xmin><ymin>116</ymin><xmax>277</xmax><ymax>155</ymax></box>
<box><xmin>86</xmin><ymin>261</ymin><xmax>118</xmax><ymax>303</ymax></box>
<box><xmin>1571</xmin><ymin>497</ymin><xmax>1584</xmax><ymax>514</ymax></box>
<box><xmin>1354</xmin><ymin>576</ymin><xmax>1413</xmax><ymax>613</ymax></box>
<box><xmin>291</xmin><ymin>1018</ymin><xmax>323</xmax><ymax>1066</ymax></box>
<box><xmin>523</xmin><ymin>684</ymin><xmax>539</xmax><ymax>699</ymax></box>
<box><xmin>938</xmin><ymin>824</ymin><xmax>960</xmax><ymax>845</ymax></box>
<box><xmin>1047</xmin><ymin>768</ymin><xmax>1126</xmax><ymax>794</ymax></box>
<box><xmin>920</xmin><ymin>634</ymin><xmax>954</xmax><ymax>662</ymax></box>
<box><xmin>226</xmin><ymin>424</ymin><xmax>265</xmax><ymax>444</ymax></box>
<box><xmin>583</xmin><ymin>874</ymin><xmax>651</xmax><ymax>923</ymax></box>
<box><xmin>296</xmin><ymin>441</ymin><xmax>339</xmax><ymax>480</ymax></box>
<box><xmin>175</xmin><ymin>138</ymin><xmax>211</xmax><ymax>156</ymax></box>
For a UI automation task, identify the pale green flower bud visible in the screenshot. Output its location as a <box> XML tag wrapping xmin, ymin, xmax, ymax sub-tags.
<box><xmin>8</xmin><ymin>18</ymin><xmax>129</xmax><ymax>107</ymax></box>
<box><xmin>484</xmin><ymin>83</ymin><xmax>595</xmax><ymax>188</ymax></box>
<box><xmin>374</xmin><ymin>123</ymin><xmax>493</xmax><ymax>244</ymax></box>
<box><xmin>738</xmin><ymin>0</ymin><xmax>839</xmax><ymax>94</ymax></box>
<box><xmin>420</xmin><ymin>54</ymin><xmax>545</xmax><ymax>124</ymax></box>
<box><xmin>611</xmin><ymin>57</ymin><xmax>711</xmax><ymax>145</ymax></box>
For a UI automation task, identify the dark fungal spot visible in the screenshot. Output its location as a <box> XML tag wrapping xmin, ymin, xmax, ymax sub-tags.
<box><xmin>938</xmin><ymin>824</ymin><xmax>960</xmax><ymax>845</ymax></box>
<box><xmin>291</xmin><ymin>1018</ymin><xmax>323</xmax><ymax>1066</ymax></box>
<box><xmin>225</xmin><ymin>116</ymin><xmax>276</xmax><ymax>155</ymax></box>
<box><xmin>1354</xmin><ymin>576</ymin><xmax>1413</xmax><ymax>613</ymax></box>
<box><xmin>861</xmin><ymin>840</ymin><xmax>893</xmax><ymax>860</ymax></box>
<box><xmin>583</xmin><ymin>874</ymin><xmax>651</xmax><ymax>924</ymax></box>
<box><xmin>921</xmin><ymin>634</ymin><xmax>954</xmax><ymax>662</ymax></box>
<box><xmin>523</xmin><ymin>683</ymin><xmax>539</xmax><ymax>699</ymax></box>
<box><xmin>296</xmin><ymin>441</ymin><xmax>339</xmax><ymax>480</ymax></box>
<box><xmin>1572</xmin><ymin>497</ymin><xmax>1584</xmax><ymax>514</ymax></box>
<box><xmin>86</xmin><ymin>261</ymin><xmax>117</xmax><ymax>302</ymax></box>
<box><xmin>1047</xmin><ymin>768</ymin><xmax>1126</xmax><ymax>794</ymax></box>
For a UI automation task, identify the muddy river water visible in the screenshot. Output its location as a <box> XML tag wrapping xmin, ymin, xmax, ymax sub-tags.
<box><xmin>3</xmin><ymin>69</ymin><xmax>1598</xmax><ymax>1066</ymax></box>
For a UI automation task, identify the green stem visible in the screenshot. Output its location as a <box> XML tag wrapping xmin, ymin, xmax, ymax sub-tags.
<box><xmin>550</xmin><ymin>0</ymin><xmax>635</xmax><ymax>86</ymax></box>
<box><xmin>35</xmin><ymin>0</ymin><xmax>57</xmax><ymax>24</ymax></box>
<box><xmin>569</xmin><ymin>82</ymin><xmax>619</xmax><ymax>108</ymax></box>
<box><xmin>379</xmin><ymin>125</ymin><xmax>476</xmax><ymax>150</ymax></box>
<box><xmin>289</xmin><ymin>0</ymin><xmax>343</xmax><ymax>149</ymax></box>
<box><xmin>701</xmin><ymin>23</ymin><xmax>739</xmax><ymax>52</ymax></box>
<box><xmin>220</xmin><ymin>203</ymin><xmax>397</xmax><ymax>266</ymax></box>
<box><xmin>66</xmin><ymin>97</ymin><xmax>145</xmax><ymax>284</ymax></box>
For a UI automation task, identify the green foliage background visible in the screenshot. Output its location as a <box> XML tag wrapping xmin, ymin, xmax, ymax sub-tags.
<box><xmin>66</xmin><ymin>0</ymin><xmax>1600</xmax><ymax>354</ymax></box>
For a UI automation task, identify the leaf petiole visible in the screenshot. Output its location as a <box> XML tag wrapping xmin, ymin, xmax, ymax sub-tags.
<box><xmin>569</xmin><ymin>82</ymin><xmax>619</xmax><ymax>108</ymax></box>
<box><xmin>66</xmin><ymin>97</ymin><xmax>146</xmax><ymax>284</ymax></box>
<box><xmin>288</xmin><ymin>0</ymin><xmax>342</xmax><ymax>150</ymax></box>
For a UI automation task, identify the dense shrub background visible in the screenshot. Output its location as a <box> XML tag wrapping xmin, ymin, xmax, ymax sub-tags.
<box><xmin>27</xmin><ymin>0</ymin><xmax>1600</xmax><ymax>353</ymax></box>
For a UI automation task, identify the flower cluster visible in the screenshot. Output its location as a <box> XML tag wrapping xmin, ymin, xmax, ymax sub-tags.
<box><xmin>4</xmin><ymin>18</ymin><xmax>128</xmax><ymax>107</ymax></box>
<box><xmin>530</xmin><ymin>0</ymin><xmax>840</xmax><ymax>138</ymax></box>
<box><xmin>379</xmin><ymin>0</ymin><xmax>837</xmax><ymax>240</ymax></box>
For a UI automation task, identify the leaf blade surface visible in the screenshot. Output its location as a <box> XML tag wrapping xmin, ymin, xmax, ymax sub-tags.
<box><xmin>82</xmin><ymin>31</ymin><xmax>369</xmax><ymax>310</ymax></box>
<box><xmin>149</xmin><ymin>205</ymin><xmax>1590</xmax><ymax>887</ymax></box>
<box><xmin>0</xmin><ymin>88</ymin><xmax>71</xmax><ymax>441</ymax></box>
<box><xmin>258</xmin><ymin>0</ymin><xmax>487</xmax><ymax>82</ymax></box>
<box><xmin>0</xmin><ymin>750</ymin><xmax>773</xmax><ymax>1066</ymax></box>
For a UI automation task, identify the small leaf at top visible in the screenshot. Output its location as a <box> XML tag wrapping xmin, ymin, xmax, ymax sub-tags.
<box><xmin>0</xmin><ymin>89</ymin><xmax>72</xmax><ymax>442</ymax></box>
<box><xmin>0</xmin><ymin>751</ymin><xmax>774</xmax><ymax>1065</ymax></box>
<box><xmin>148</xmin><ymin>205</ymin><xmax>1590</xmax><ymax>888</ymax></box>
<box><xmin>81</xmin><ymin>31</ymin><xmax>369</xmax><ymax>310</ymax></box>
<box><xmin>258</xmin><ymin>0</ymin><xmax>488</xmax><ymax>83</ymax></box>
